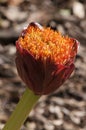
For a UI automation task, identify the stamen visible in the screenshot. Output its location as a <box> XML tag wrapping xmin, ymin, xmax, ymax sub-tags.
<box><xmin>18</xmin><ymin>25</ymin><xmax>76</xmax><ymax>64</ymax></box>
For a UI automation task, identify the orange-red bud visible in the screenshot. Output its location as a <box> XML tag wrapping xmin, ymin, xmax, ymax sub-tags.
<box><xmin>16</xmin><ymin>22</ymin><xmax>79</xmax><ymax>95</ymax></box>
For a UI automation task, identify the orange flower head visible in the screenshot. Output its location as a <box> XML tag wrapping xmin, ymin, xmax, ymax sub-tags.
<box><xmin>16</xmin><ymin>22</ymin><xmax>79</xmax><ymax>95</ymax></box>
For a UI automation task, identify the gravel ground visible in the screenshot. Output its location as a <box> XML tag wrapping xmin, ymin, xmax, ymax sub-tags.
<box><xmin>0</xmin><ymin>0</ymin><xmax>86</xmax><ymax>130</ymax></box>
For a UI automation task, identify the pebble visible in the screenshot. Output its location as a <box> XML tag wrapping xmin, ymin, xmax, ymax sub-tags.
<box><xmin>72</xmin><ymin>1</ymin><xmax>85</xmax><ymax>19</ymax></box>
<box><xmin>57</xmin><ymin>24</ymin><xmax>65</xmax><ymax>34</ymax></box>
<box><xmin>7</xmin><ymin>45</ymin><xmax>16</xmax><ymax>55</ymax></box>
<box><xmin>48</xmin><ymin>105</ymin><xmax>63</xmax><ymax>119</ymax></box>
<box><xmin>27</xmin><ymin>122</ymin><xmax>36</xmax><ymax>130</ymax></box>
<box><xmin>0</xmin><ymin>19</ymin><xmax>10</xmax><ymax>29</ymax></box>
<box><xmin>70</xmin><ymin>114</ymin><xmax>80</xmax><ymax>124</ymax></box>
<box><xmin>72</xmin><ymin>110</ymin><xmax>86</xmax><ymax>117</ymax></box>
<box><xmin>3</xmin><ymin>6</ymin><xmax>27</xmax><ymax>22</ymax></box>
<box><xmin>52</xmin><ymin>119</ymin><xmax>63</xmax><ymax>126</ymax></box>
<box><xmin>62</xmin><ymin>107</ymin><xmax>70</xmax><ymax>115</ymax></box>
<box><xmin>44</xmin><ymin>122</ymin><xmax>54</xmax><ymax>130</ymax></box>
<box><xmin>0</xmin><ymin>123</ymin><xmax>5</xmax><ymax>130</ymax></box>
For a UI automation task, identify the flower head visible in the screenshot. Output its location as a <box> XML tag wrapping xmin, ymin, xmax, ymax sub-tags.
<box><xmin>16</xmin><ymin>22</ymin><xmax>79</xmax><ymax>95</ymax></box>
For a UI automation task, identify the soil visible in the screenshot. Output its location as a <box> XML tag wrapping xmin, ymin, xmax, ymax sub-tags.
<box><xmin>0</xmin><ymin>0</ymin><xmax>86</xmax><ymax>130</ymax></box>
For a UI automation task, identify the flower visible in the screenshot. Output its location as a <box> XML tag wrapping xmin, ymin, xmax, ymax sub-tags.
<box><xmin>16</xmin><ymin>22</ymin><xmax>79</xmax><ymax>95</ymax></box>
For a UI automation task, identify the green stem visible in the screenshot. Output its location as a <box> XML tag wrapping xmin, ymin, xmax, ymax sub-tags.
<box><xmin>2</xmin><ymin>88</ymin><xmax>40</xmax><ymax>130</ymax></box>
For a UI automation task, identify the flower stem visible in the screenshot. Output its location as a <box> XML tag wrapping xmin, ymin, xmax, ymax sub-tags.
<box><xmin>2</xmin><ymin>88</ymin><xmax>40</xmax><ymax>130</ymax></box>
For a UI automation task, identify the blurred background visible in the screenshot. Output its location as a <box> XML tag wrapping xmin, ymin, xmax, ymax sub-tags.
<box><xmin>0</xmin><ymin>0</ymin><xmax>86</xmax><ymax>130</ymax></box>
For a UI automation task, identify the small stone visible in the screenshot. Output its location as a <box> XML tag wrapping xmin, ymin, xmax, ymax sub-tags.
<box><xmin>44</xmin><ymin>122</ymin><xmax>54</xmax><ymax>130</ymax></box>
<box><xmin>72</xmin><ymin>1</ymin><xmax>85</xmax><ymax>19</ymax></box>
<box><xmin>0</xmin><ymin>19</ymin><xmax>10</xmax><ymax>28</ymax></box>
<box><xmin>0</xmin><ymin>123</ymin><xmax>5</xmax><ymax>130</ymax></box>
<box><xmin>70</xmin><ymin>114</ymin><xmax>80</xmax><ymax>124</ymax></box>
<box><xmin>36</xmin><ymin>107</ymin><xmax>44</xmax><ymax>114</ymax></box>
<box><xmin>62</xmin><ymin>107</ymin><xmax>70</xmax><ymax>115</ymax></box>
<box><xmin>49</xmin><ymin>105</ymin><xmax>55</xmax><ymax>113</ymax></box>
<box><xmin>27</xmin><ymin>122</ymin><xmax>36</xmax><ymax>130</ymax></box>
<box><xmin>57</xmin><ymin>24</ymin><xmax>65</xmax><ymax>34</ymax></box>
<box><xmin>60</xmin><ymin>9</ymin><xmax>71</xmax><ymax>17</ymax></box>
<box><xmin>7</xmin><ymin>45</ymin><xmax>16</xmax><ymax>55</ymax></box>
<box><xmin>4</xmin><ymin>6</ymin><xmax>27</xmax><ymax>22</ymax></box>
<box><xmin>53</xmin><ymin>120</ymin><xmax>63</xmax><ymax>126</ymax></box>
